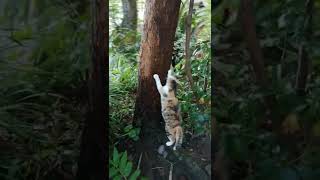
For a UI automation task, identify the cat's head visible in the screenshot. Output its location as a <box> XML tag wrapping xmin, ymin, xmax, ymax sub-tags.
<box><xmin>167</xmin><ymin>65</ymin><xmax>180</xmax><ymax>84</ymax></box>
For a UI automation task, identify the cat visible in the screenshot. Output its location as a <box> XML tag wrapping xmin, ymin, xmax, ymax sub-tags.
<box><xmin>153</xmin><ymin>65</ymin><xmax>183</xmax><ymax>150</ymax></box>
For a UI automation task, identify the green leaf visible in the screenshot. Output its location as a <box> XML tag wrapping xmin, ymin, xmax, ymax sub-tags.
<box><xmin>113</xmin><ymin>147</ymin><xmax>119</xmax><ymax>166</ymax></box>
<box><xmin>113</xmin><ymin>175</ymin><xmax>122</xmax><ymax>180</ymax></box>
<box><xmin>129</xmin><ymin>169</ymin><xmax>141</xmax><ymax>180</ymax></box>
<box><xmin>133</xmin><ymin>136</ymin><xmax>139</xmax><ymax>141</ymax></box>
<box><xmin>124</xmin><ymin>125</ymin><xmax>132</xmax><ymax>132</ymax></box>
<box><xmin>129</xmin><ymin>130</ymin><xmax>136</xmax><ymax>138</ymax></box>
<box><xmin>124</xmin><ymin>162</ymin><xmax>132</xmax><ymax>177</ymax></box>
<box><xmin>109</xmin><ymin>167</ymin><xmax>118</xmax><ymax>178</ymax></box>
<box><xmin>11</xmin><ymin>27</ymin><xmax>33</xmax><ymax>41</ymax></box>
<box><xmin>119</xmin><ymin>151</ymin><xmax>127</xmax><ymax>172</ymax></box>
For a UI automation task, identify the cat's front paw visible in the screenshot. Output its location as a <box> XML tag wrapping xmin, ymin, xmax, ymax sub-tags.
<box><xmin>166</xmin><ymin>141</ymin><xmax>174</xmax><ymax>146</ymax></box>
<box><xmin>173</xmin><ymin>146</ymin><xmax>177</xmax><ymax>151</ymax></box>
<box><xmin>153</xmin><ymin>74</ymin><xmax>159</xmax><ymax>79</ymax></box>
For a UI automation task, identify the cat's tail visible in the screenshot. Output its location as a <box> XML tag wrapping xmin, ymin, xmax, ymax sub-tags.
<box><xmin>173</xmin><ymin>126</ymin><xmax>183</xmax><ymax>150</ymax></box>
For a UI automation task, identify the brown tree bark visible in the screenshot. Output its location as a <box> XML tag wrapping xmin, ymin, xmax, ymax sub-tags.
<box><xmin>134</xmin><ymin>0</ymin><xmax>181</xmax><ymax>139</ymax></box>
<box><xmin>133</xmin><ymin>0</ymin><xmax>181</xmax><ymax>178</ymax></box>
<box><xmin>121</xmin><ymin>0</ymin><xmax>137</xmax><ymax>30</ymax></box>
<box><xmin>76</xmin><ymin>0</ymin><xmax>107</xmax><ymax>180</ymax></box>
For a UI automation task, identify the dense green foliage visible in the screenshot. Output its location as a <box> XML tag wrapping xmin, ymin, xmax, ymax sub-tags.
<box><xmin>214</xmin><ymin>0</ymin><xmax>320</xmax><ymax>179</ymax></box>
<box><xmin>0</xmin><ymin>0</ymin><xmax>89</xmax><ymax>179</ymax></box>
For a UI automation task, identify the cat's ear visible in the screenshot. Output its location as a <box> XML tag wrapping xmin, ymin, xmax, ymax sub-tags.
<box><xmin>170</xmin><ymin>64</ymin><xmax>174</xmax><ymax>70</ymax></box>
<box><xmin>168</xmin><ymin>64</ymin><xmax>174</xmax><ymax>76</ymax></box>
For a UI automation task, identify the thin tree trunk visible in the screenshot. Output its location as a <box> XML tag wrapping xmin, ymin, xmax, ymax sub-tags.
<box><xmin>240</xmin><ymin>0</ymin><xmax>278</xmax><ymax>131</ymax></box>
<box><xmin>185</xmin><ymin>0</ymin><xmax>195</xmax><ymax>90</ymax></box>
<box><xmin>27</xmin><ymin>0</ymin><xmax>34</xmax><ymax>24</ymax></box>
<box><xmin>77</xmin><ymin>0</ymin><xmax>107</xmax><ymax>179</ymax></box>
<box><xmin>133</xmin><ymin>0</ymin><xmax>181</xmax><ymax>178</ymax></box>
<box><xmin>121</xmin><ymin>0</ymin><xmax>137</xmax><ymax>30</ymax></box>
<box><xmin>296</xmin><ymin>45</ymin><xmax>309</xmax><ymax>95</ymax></box>
<box><xmin>240</xmin><ymin>0</ymin><xmax>267</xmax><ymax>88</ymax></box>
<box><xmin>295</xmin><ymin>0</ymin><xmax>313</xmax><ymax>95</ymax></box>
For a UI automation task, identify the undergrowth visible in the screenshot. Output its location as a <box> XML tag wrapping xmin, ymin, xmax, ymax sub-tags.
<box><xmin>0</xmin><ymin>1</ymin><xmax>89</xmax><ymax>179</ymax></box>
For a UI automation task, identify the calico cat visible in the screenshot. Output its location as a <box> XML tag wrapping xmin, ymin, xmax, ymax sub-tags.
<box><xmin>153</xmin><ymin>65</ymin><xmax>183</xmax><ymax>150</ymax></box>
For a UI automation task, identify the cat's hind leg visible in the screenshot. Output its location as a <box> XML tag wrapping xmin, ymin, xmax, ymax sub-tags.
<box><xmin>173</xmin><ymin>126</ymin><xmax>183</xmax><ymax>151</ymax></box>
<box><xmin>165</xmin><ymin>127</ymin><xmax>175</xmax><ymax>146</ymax></box>
<box><xmin>166</xmin><ymin>135</ymin><xmax>175</xmax><ymax>146</ymax></box>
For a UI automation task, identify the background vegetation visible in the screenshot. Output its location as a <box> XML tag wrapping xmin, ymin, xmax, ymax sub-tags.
<box><xmin>0</xmin><ymin>0</ymin><xmax>89</xmax><ymax>179</ymax></box>
<box><xmin>213</xmin><ymin>0</ymin><xmax>320</xmax><ymax>179</ymax></box>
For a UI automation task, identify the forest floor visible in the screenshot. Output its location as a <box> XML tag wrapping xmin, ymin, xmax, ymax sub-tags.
<box><xmin>156</xmin><ymin>134</ymin><xmax>211</xmax><ymax>180</ymax></box>
<box><xmin>118</xmin><ymin>131</ymin><xmax>211</xmax><ymax>180</ymax></box>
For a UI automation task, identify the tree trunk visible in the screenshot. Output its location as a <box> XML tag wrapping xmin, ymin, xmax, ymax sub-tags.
<box><xmin>185</xmin><ymin>0</ymin><xmax>196</xmax><ymax>94</ymax></box>
<box><xmin>121</xmin><ymin>0</ymin><xmax>137</xmax><ymax>30</ymax></box>
<box><xmin>240</xmin><ymin>0</ymin><xmax>279</xmax><ymax>132</ymax></box>
<box><xmin>76</xmin><ymin>0</ymin><xmax>107</xmax><ymax>179</ymax></box>
<box><xmin>240</xmin><ymin>0</ymin><xmax>267</xmax><ymax>88</ymax></box>
<box><xmin>133</xmin><ymin>0</ymin><xmax>181</xmax><ymax>178</ymax></box>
